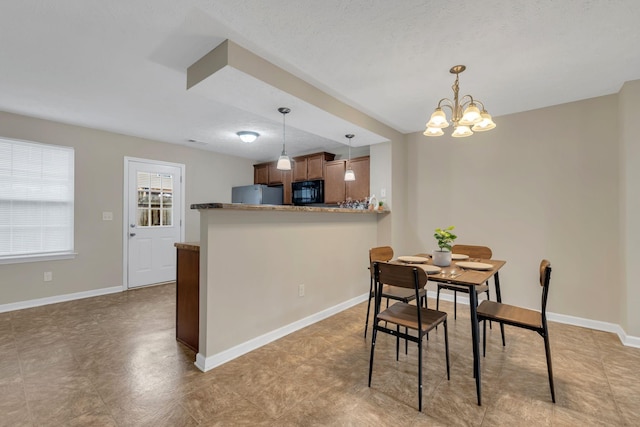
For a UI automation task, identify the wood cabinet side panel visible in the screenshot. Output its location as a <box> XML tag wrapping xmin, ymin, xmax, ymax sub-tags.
<box><xmin>176</xmin><ymin>249</ymin><xmax>199</xmax><ymax>352</ymax></box>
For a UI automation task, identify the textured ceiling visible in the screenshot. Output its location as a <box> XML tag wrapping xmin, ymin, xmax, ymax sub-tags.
<box><xmin>1</xmin><ymin>1</ymin><xmax>639</xmax><ymax>161</ymax></box>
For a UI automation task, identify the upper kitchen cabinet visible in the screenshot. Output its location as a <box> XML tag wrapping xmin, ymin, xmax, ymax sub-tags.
<box><xmin>267</xmin><ymin>162</ymin><xmax>284</xmax><ymax>185</ymax></box>
<box><xmin>254</xmin><ymin>163</ymin><xmax>269</xmax><ymax>185</ymax></box>
<box><xmin>292</xmin><ymin>152</ymin><xmax>335</xmax><ymax>182</ymax></box>
<box><xmin>253</xmin><ymin>161</ymin><xmax>292</xmax><ymax>204</ymax></box>
<box><xmin>324</xmin><ymin>156</ymin><xmax>370</xmax><ymax>204</ymax></box>
<box><xmin>345</xmin><ymin>156</ymin><xmax>370</xmax><ymax>201</ymax></box>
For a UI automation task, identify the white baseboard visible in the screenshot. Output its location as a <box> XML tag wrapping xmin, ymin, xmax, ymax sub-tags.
<box><xmin>427</xmin><ymin>290</ymin><xmax>640</xmax><ymax>348</ymax></box>
<box><xmin>0</xmin><ymin>286</ymin><xmax>123</xmax><ymax>313</ymax></box>
<box><xmin>194</xmin><ymin>293</ymin><xmax>369</xmax><ymax>372</ymax></box>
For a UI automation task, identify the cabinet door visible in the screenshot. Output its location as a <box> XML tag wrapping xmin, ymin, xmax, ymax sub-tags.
<box><xmin>346</xmin><ymin>156</ymin><xmax>370</xmax><ymax>201</ymax></box>
<box><xmin>306</xmin><ymin>154</ymin><xmax>324</xmax><ymax>180</ymax></box>
<box><xmin>268</xmin><ymin>162</ymin><xmax>283</xmax><ymax>185</ymax></box>
<box><xmin>324</xmin><ymin>160</ymin><xmax>346</xmax><ymax>204</ymax></box>
<box><xmin>292</xmin><ymin>157</ymin><xmax>307</xmax><ymax>182</ymax></box>
<box><xmin>282</xmin><ymin>170</ymin><xmax>292</xmax><ymax>205</ymax></box>
<box><xmin>254</xmin><ymin>164</ymin><xmax>268</xmax><ymax>185</ymax></box>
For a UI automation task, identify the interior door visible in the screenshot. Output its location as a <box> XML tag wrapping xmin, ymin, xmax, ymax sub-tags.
<box><xmin>126</xmin><ymin>159</ymin><xmax>183</xmax><ymax>288</ymax></box>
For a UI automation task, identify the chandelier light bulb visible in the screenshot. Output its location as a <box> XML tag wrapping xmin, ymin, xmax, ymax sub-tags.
<box><xmin>426</xmin><ymin>108</ymin><xmax>450</xmax><ymax>129</ymax></box>
<box><xmin>452</xmin><ymin>125</ymin><xmax>473</xmax><ymax>138</ymax></box>
<box><xmin>472</xmin><ymin>111</ymin><xmax>497</xmax><ymax>132</ymax></box>
<box><xmin>424</xmin><ymin>127</ymin><xmax>444</xmax><ymax>137</ymax></box>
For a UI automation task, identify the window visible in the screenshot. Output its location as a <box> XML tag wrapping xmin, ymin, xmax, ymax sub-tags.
<box><xmin>0</xmin><ymin>138</ymin><xmax>75</xmax><ymax>263</ymax></box>
<box><xmin>136</xmin><ymin>172</ymin><xmax>173</xmax><ymax>227</ymax></box>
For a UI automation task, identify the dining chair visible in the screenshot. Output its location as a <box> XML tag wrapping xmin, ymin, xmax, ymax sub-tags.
<box><xmin>477</xmin><ymin>259</ymin><xmax>555</xmax><ymax>403</ymax></box>
<box><xmin>368</xmin><ymin>261</ymin><xmax>450</xmax><ymax>412</ymax></box>
<box><xmin>364</xmin><ymin>246</ymin><xmax>427</xmax><ymax>338</ymax></box>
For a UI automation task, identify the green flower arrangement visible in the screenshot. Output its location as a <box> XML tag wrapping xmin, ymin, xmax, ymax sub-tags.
<box><xmin>434</xmin><ymin>226</ymin><xmax>457</xmax><ymax>252</ymax></box>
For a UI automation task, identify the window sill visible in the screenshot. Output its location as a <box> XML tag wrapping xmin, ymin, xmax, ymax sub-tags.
<box><xmin>0</xmin><ymin>252</ymin><xmax>78</xmax><ymax>265</ymax></box>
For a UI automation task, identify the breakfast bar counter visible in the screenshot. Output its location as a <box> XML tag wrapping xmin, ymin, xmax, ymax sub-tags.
<box><xmin>191</xmin><ymin>201</ymin><xmax>386</xmax><ymax>372</ymax></box>
<box><xmin>190</xmin><ymin>202</ymin><xmax>389</xmax><ymax>214</ymax></box>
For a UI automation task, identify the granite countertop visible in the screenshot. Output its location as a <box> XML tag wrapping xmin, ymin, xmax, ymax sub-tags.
<box><xmin>190</xmin><ymin>203</ymin><xmax>388</xmax><ymax>214</ymax></box>
<box><xmin>174</xmin><ymin>242</ymin><xmax>200</xmax><ymax>251</ymax></box>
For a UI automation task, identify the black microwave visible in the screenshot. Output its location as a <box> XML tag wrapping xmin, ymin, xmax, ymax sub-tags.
<box><xmin>291</xmin><ymin>180</ymin><xmax>324</xmax><ymax>205</ymax></box>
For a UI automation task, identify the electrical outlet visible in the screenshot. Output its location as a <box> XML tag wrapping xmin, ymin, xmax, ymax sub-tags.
<box><xmin>298</xmin><ymin>284</ymin><xmax>305</xmax><ymax>297</ymax></box>
<box><xmin>380</xmin><ymin>188</ymin><xmax>386</xmax><ymax>197</ymax></box>
<box><xmin>44</xmin><ymin>271</ymin><xmax>53</xmax><ymax>282</ymax></box>
<box><xmin>102</xmin><ymin>211</ymin><xmax>113</xmax><ymax>221</ymax></box>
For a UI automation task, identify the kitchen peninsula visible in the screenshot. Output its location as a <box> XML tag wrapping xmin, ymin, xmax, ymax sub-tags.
<box><xmin>190</xmin><ymin>202</ymin><xmax>387</xmax><ymax>372</ymax></box>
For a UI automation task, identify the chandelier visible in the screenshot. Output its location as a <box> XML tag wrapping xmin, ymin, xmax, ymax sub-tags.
<box><xmin>424</xmin><ymin>65</ymin><xmax>496</xmax><ymax>138</ymax></box>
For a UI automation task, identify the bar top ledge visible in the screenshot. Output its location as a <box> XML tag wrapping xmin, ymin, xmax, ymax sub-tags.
<box><xmin>191</xmin><ymin>203</ymin><xmax>389</xmax><ymax>214</ymax></box>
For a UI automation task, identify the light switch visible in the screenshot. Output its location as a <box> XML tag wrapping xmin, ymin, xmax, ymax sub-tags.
<box><xmin>102</xmin><ymin>211</ymin><xmax>113</xmax><ymax>221</ymax></box>
<box><xmin>380</xmin><ymin>188</ymin><xmax>386</xmax><ymax>197</ymax></box>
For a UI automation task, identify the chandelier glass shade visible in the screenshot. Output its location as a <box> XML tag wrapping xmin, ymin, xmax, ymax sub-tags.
<box><xmin>276</xmin><ymin>107</ymin><xmax>292</xmax><ymax>170</ymax></box>
<box><xmin>424</xmin><ymin>65</ymin><xmax>496</xmax><ymax>138</ymax></box>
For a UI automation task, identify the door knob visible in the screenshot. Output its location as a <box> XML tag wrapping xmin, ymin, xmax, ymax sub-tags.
<box><xmin>129</xmin><ymin>232</ymin><xmax>136</xmax><ymax>237</ymax></box>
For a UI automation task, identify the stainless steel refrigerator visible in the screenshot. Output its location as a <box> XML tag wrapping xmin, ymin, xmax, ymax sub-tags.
<box><xmin>231</xmin><ymin>185</ymin><xmax>283</xmax><ymax>205</ymax></box>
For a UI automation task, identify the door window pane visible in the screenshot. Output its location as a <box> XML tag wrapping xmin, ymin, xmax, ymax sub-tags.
<box><xmin>136</xmin><ymin>172</ymin><xmax>173</xmax><ymax>227</ymax></box>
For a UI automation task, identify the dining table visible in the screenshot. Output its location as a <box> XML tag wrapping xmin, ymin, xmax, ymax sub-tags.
<box><xmin>395</xmin><ymin>253</ymin><xmax>507</xmax><ymax>406</ymax></box>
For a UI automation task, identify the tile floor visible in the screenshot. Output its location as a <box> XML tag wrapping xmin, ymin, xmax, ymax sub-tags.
<box><xmin>1</xmin><ymin>282</ymin><xmax>639</xmax><ymax>426</ymax></box>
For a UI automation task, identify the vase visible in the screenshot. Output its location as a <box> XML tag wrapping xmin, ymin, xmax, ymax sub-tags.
<box><xmin>432</xmin><ymin>249</ymin><xmax>452</xmax><ymax>267</ymax></box>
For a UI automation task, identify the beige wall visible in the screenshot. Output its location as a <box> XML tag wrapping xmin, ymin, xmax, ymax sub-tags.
<box><xmin>620</xmin><ymin>80</ymin><xmax>640</xmax><ymax>336</ymax></box>
<box><xmin>403</xmin><ymin>94</ymin><xmax>623</xmax><ymax>327</ymax></box>
<box><xmin>0</xmin><ymin>111</ymin><xmax>253</xmax><ymax>306</ymax></box>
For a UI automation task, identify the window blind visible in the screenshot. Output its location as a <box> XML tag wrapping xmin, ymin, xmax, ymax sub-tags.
<box><xmin>0</xmin><ymin>138</ymin><xmax>75</xmax><ymax>259</ymax></box>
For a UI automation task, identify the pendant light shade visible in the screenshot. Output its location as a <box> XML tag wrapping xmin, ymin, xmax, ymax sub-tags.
<box><xmin>344</xmin><ymin>134</ymin><xmax>355</xmax><ymax>181</ymax></box>
<box><xmin>276</xmin><ymin>107</ymin><xmax>292</xmax><ymax>171</ymax></box>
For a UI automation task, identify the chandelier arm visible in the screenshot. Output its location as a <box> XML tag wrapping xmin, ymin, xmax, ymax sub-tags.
<box><xmin>436</xmin><ymin>98</ymin><xmax>454</xmax><ymax>112</ymax></box>
<box><xmin>459</xmin><ymin>94</ymin><xmax>475</xmax><ymax>108</ymax></box>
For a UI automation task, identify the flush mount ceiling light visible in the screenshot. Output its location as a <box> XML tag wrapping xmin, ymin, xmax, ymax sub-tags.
<box><xmin>424</xmin><ymin>65</ymin><xmax>496</xmax><ymax>138</ymax></box>
<box><xmin>276</xmin><ymin>107</ymin><xmax>292</xmax><ymax>171</ymax></box>
<box><xmin>236</xmin><ymin>131</ymin><xmax>259</xmax><ymax>143</ymax></box>
<box><xmin>344</xmin><ymin>134</ymin><xmax>356</xmax><ymax>181</ymax></box>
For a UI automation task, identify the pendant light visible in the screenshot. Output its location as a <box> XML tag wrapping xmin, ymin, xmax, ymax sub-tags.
<box><xmin>344</xmin><ymin>134</ymin><xmax>356</xmax><ymax>181</ymax></box>
<box><xmin>276</xmin><ymin>107</ymin><xmax>292</xmax><ymax>170</ymax></box>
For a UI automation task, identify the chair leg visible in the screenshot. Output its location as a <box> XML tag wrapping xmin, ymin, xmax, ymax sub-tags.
<box><xmin>436</xmin><ymin>287</ymin><xmax>441</xmax><ymax>311</ymax></box>
<box><xmin>543</xmin><ymin>330</ymin><xmax>556</xmax><ymax>403</ymax></box>
<box><xmin>444</xmin><ymin>319</ymin><xmax>450</xmax><ymax>380</ymax></box>
<box><xmin>453</xmin><ymin>290</ymin><xmax>457</xmax><ymax>319</ymax></box>
<box><xmin>396</xmin><ymin>325</ymin><xmax>400</xmax><ymax>361</ymax></box>
<box><xmin>418</xmin><ymin>333</ymin><xmax>423</xmax><ymax>412</ymax></box>
<box><xmin>368</xmin><ymin>325</ymin><xmax>378</xmax><ymax>387</ymax></box>
<box><xmin>364</xmin><ymin>278</ymin><xmax>374</xmax><ymax>338</ymax></box>
<box><xmin>405</xmin><ymin>327</ymin><xmax>409</xmax><ymax>354</ymax></box>
<box><xmin>486</xmin><ymin>288</ymin><xmax>492</xmax><ymax>330</ymax></box>
<box><xmin>482</xmin><ymin>319</ymin><xmax>487</xmax><ymax>357</ymax></box>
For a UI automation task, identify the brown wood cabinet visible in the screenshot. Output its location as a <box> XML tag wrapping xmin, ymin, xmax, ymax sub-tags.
<box><xmin>346</xmin><ymin>156</ymin><xmax>371</xmax><ymax>201</ymax></box>
<box><xmin>267</xmin><ymin>162</ymin><xmax>283</xmax><ymax>184</ymax></box>
<box><xmin>324</xmin><ymin>156</ymin><xmax>370</xmax><ymax>204</ymax></box>
<box><xmin>252</xmin><ymin>161</ymin><xmax>292</xmax><ymax>204</ymax></box>
<box><xmin>254</xmin><ymin>163</ymin><xmax>268</xmax><ymax>185</ymax></box>
<box><xmin>175</xmin><ymin>242</ymin><xmax>199</xmax><ymax>352</ymax></box>
<box><xmin>292</xmin><ymin>152</ymin><xmax>335</xmax><ymax>182</ymax></box>
<box><xmin>324</xmin><ymin>160</ymin><xmax>347</xmax><ymax>204</ymax></box>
